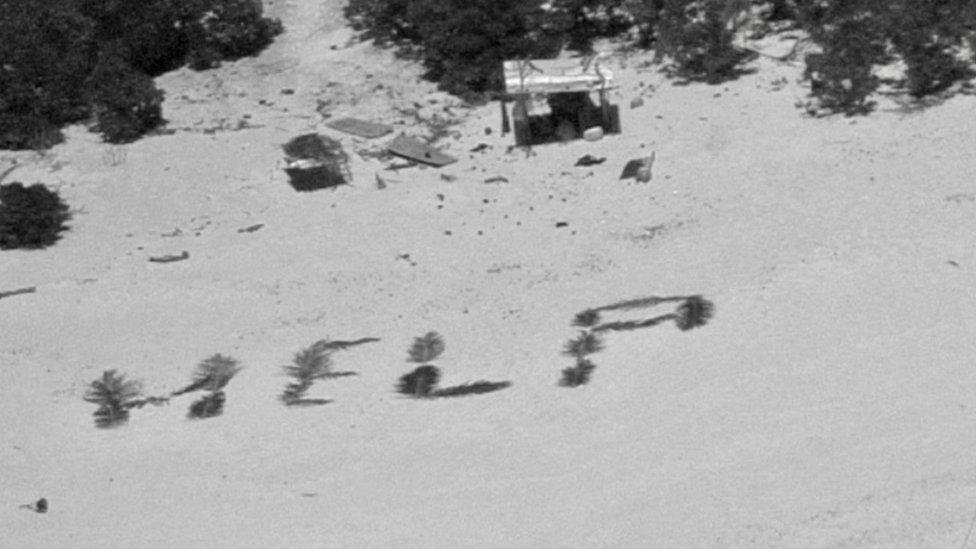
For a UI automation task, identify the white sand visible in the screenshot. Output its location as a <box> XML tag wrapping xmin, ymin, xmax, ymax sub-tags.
<box><xmin>4</xmin><ymin>2</ymin><xmax>976</xmax><ymax>547</ymax></box>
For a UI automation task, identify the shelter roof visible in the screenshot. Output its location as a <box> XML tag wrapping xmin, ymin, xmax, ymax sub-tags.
<box><xmin>503</xmin><ymin>57</ymin><xmax>613</xmax><ymax>95</ymax></box>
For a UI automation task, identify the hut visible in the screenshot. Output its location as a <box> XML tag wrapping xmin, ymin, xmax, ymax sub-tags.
<box><xmin>281</xmin><ymin>134</ymin><xmax>350</xmax><ymax>191</ymax></box>
<box><xmin>501</xmin><ymin>57</ymin><xmax>621</xmax><ymax>146</ymax></box>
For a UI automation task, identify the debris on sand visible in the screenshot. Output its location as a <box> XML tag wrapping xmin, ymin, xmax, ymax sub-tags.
<box><xmin>149</xmin><ymin>251</ymin><xmax>189</xmax><ymax>263</ymax></box>
<box><xmin>325</xmin><ymin>117</ymin><xmax>393</xmax><ymax>139</ymax></box>
<box><xmin>620</xmin><ymin>152</ymin><xmax>656</xmax><ymax>183</ymax></box>
<box><xmin>387</xmin><ymin>134</ymin><xmax>457</xmax><ymax>167</ymax></box>
<box><xmin>575</xmin><ymin>155</ymin><xmax>606</xmax><ymax>167</ymax></box>
<box><xmin>0</xmin><ymin>286</ymin><xmax>36</xmax><ymax>300</ymax></box>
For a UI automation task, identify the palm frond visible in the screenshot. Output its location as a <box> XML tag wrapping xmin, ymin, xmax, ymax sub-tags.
<box><xmin>188</xmin><ymin>354</ymin><xmax>241</xmax><ymax>393</ymax></box>
<box><xmin>407</xmin><ymin>331</ymin><xmax>445</xmax><ymax>364</ymax></box>
<box><xmin>188</xmin><ymin>391</ymin><xmax>226</xmax><ymax>419</ymax></box>
<box><xmin>591</xmin><ymin>313</ymin><xmax>676</xmax><ymax>333</ymax></box>
<box><xmin>83</xmin><ymin>370</ymin><xmax>142</xmax><ymax>407</ymax></box>
<box><xmin>83</xmin><ymin>370</ymin><xmax>142</xmax><ymax>428</ymax></box>
<box><xmin>562</xmin><ymin>331</ymin><xmax>604</xmax><ymax>358</ymax></box>
<box><xmin>572</xmin><ymin>309</ymin><xmax>601</xmax><ymax>328</ymax></box>
<box><xmin>396</xmin><ymin>365</ymin><xmax>441</xmax><ymax>397</ymax></box>
<box><xmin>675</xmin><ymin>295</ymin><xmax>714</xmax><ymax>331</ymax></box>
<box><xmin>559</xmin><ymin>358</ymin><xmax>596</xmax><ymax>387</ymax></box>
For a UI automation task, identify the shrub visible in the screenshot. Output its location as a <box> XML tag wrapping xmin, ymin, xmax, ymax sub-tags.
<box><xmin>0</xmin><ymin>3</ymin><xmax>98</xmax><ymax>128</ymax></box>
<box><xmin>886</xmin><ymin>1</ymin><xmax>976</xmax><ymax>98</ymax></box>
<box><xmin>83</xmin><ymin>370</ymin><xmax>143</xmax><ymax>428</ymax></box>
<box><xmin>797</xmin><ymin>1</ymin><xmax>889</xmax><ymax>115</ymax></box>
<box><xmin>348</xmin><ymin>0</ymin><xmax>561</xmax><ymax>96</ymax></box>
<box><xmin>655</xmin><ymin>0</ymin><xmax>752</xmax><ymax>83</ymax></box>
<box><xmin>186</xmin><ymin>0</ymin><xmax>284</xmax><ymax>70</ymax></box>
<box><xmin>623</xmin><ymin>0</ymin><xmax>665</xmax><ymax>47</ymax></box>
<box><xmin>397</xmin><ymin>365</ymin><xmax>441</xmax><ymax>397</ymax></box>
<box><xmin>0</xmin><ymin>182</ymin><xmax>71</xmax><ymax>250</ymax></box>
<box><xmin>0</xmin><ymin>115</ymin><xmax>64</xmax><ymax>151</ymax></box>
<box><xmin>1</xmin><ymin>0</ymin><xmax>281</xmax><ymax>150</ymax></box>
<box><xmin>550</xmin><ymin>0</ymin><xmax>633</xmax><ymax>52</ymax></box>
<box><xmin>86</xmin><ymin>49</ymin><xmax>165</xmax><ymax>144</ymax></box>
<box><xmin>343</xmin><ymin>0</ymin><xmax>419</xmax><ymax>46</ymax></box>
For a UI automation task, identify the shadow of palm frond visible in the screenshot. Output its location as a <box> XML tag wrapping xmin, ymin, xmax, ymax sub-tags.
<box><xmin>431</xmin><ymin>381</ymin><xmax>512</xmax><ymax>398</ymax></box>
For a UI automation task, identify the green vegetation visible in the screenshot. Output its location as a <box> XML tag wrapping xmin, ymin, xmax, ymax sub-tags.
<box><xmin>0</xmin><ymin>182</ymin><xmax>71</xmax><ymax>250</ymax></box>
<box><xmin>0</xmin><ymin>0</ymin><xmax>282</xmax><ymax>149</ymax></box>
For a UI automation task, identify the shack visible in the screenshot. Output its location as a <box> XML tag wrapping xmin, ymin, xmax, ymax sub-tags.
<box><xmin>501</xmin><ymin>57</ymin><xmax>621</xmax><ymax>146</ymax></box>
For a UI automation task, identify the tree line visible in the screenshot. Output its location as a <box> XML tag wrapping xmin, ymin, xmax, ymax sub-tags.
<box><xmin>0</xmin><ymin>0</ymin><xmax>282</xmax><ymax>149</ymax></box>
<box><xmin>346</xmin><ymin>0</ymin><xmax>976</xmax><ymax>114</ymax></box>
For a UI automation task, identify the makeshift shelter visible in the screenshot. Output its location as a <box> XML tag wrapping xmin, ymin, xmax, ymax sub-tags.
<box><xmin>501</xmin><ymin>57</ymin><xmax>621</xmax><ymax>146</ymax></box>
<box><xmin>281</xmin><ymin>134</ymin><xmax>350</xmax><ymax>191</ymax></box>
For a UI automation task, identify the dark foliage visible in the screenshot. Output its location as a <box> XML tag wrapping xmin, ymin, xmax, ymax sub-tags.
<box><xmin>343</xmin><ymin>0</ymin><xmax>420</xmax><ymax>47</ymax></box>
<box><xmin>186</xmin><ymin>0</ymin><xmax>284</xmax><ymax>71</ymax></box>
<box><xmin>551</xmin><ymin>0</ymin><xmax>633</xmax><ymax>52</ymax></box>
<box><xmin>83</xmin><ymin>370</ymin><xmax>143</xmax><ymax>428</ymax></box>
<box><xmin>86</xmin><ymin>49</ymin><xmax>165</xmax><ymax>144</ymax></box>
<box><xmin>0</xmin><ymin>4</ymin><xmax>98</xmax><ymax>124</ymax></box>
<box><xmin>674</xmin><ymin>295</ymin><xmax>714</xmax><ymax>330</ymax></box>
<box><xmin>885</xmin><ymin>1</ymin><xmax>976</xmax><ymax>98</ymax></box>
<box><xmin>0</xmin><ymin>182</ymin><xmax>71</xmax><ymax>250</ymax></box>
<box><xmin>655</xmin><ymin>0</ymin><xmax>752</xmax><ymax>83</ymax></box>
<box><xmin>346</xmin><ymin>0</ymin><xmax>561</xmax><ymax>96</ymax></box>
<box><xmin>431</xmin><ymin>380</ymin><xmax>512</xmax><ymax>398</ymax></box>
<box><xmin>0</xmin><ymin>115</ymin><xmax>64</xmax><ymax>151</ymax></box>
<box><xmin>797</xmin><ymin>1</ymin><xmax>888</xmax><ymax>115</ymax></box>
<box><xmin>188</xmin><ymin>391</ymin><xmax>226</xmax><ymax>419</ymax></box>
<box><xmin>0</xmin><ymin>0</ymin><xmax>281</xmax><ymax>150</ymax></box>
<box><xmin>560</xmin><ymin>358</ymin><xmax>596</xmax><ymax>387</ymax></box>
<box><xmin>397</xmin><ymin>365</ymin><xmax>441</xmax><ymax>397</ymax></box>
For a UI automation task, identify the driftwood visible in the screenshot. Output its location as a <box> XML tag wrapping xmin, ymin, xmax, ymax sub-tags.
<box><xmin>149</xmin><ymin>251</ymin><xmax>189</xmax><ymax>263</ymax></box>
<box><xmin>0</xmin><ymin>286</ymin><xmax>36</xmax><ymax>300</ymax></box>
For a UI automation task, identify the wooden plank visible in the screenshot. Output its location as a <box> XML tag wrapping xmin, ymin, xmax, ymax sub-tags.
<box><xmin>325</xmin><ymin>117</ymin><xmax>393</xmax><ymax>139</ymax></box>
<box><xmin>387</xmin><ymin>134</ymin><xmax>457</xmax><ymax>167</ymax></box>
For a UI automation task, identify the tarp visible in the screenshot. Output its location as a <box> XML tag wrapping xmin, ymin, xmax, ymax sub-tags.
<box><xmin>387</xmin><ymin>134</ymin><xmax>457</xmax><ymax>167</ymax></box>
<box><xmin>325</xmin><ymin>117</ymin><xmax>393</xmax><ymax>139</ymax></box>
<box><xmin>504</xmin><ymin>57</ymin><xmax>614</xmax><ymax>95</ymax></box>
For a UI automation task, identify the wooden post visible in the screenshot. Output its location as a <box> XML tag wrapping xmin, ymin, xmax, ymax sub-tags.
<box><xmin>500</xmin><ymin>98</ymin><xmax>510</xmax><ymax>135</ymax></box>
